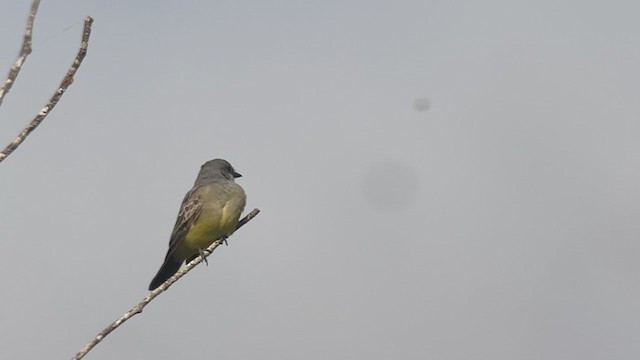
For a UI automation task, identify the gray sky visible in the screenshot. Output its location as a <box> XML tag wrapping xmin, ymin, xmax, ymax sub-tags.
<box><xmin>1</xmin><ymin>1</ymin><xmax>639</xmax><ymax>359</ymax></box>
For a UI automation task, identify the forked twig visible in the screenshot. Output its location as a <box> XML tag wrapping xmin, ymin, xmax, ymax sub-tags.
<box><xmin>0</xmin><ymin>16</ymin><xmax>94</xmax><ymax>163</ymax></box>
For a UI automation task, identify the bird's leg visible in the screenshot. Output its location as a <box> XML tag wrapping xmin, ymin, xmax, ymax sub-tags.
<box><xmin>220</xmin><ymin>236</ymin><xmax>229</xmax><ymax>246</ymax></box>
<box><xmin>198</xmin><ymin>248</ymin><xmax>208</xmax><ymax>266</ymax></box>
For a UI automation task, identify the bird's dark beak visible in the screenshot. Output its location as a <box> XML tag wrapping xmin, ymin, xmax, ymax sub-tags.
<box><xmin>233</xmin><ymin>171</ymin><xmax>242</xmax><ymax>178</ymax></box>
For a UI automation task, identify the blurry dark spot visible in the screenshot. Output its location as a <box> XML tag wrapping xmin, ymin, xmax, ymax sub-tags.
<box><xmin>361</xmin><ymin>160</ymin><xmax>421</xmax><ymax>211</ymax></box>
<box><xmin>413</xmin><ymin>97</ymin><xmax>430</xmax><ymax>112</ymax></box>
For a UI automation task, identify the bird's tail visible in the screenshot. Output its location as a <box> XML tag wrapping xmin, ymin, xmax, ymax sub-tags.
<box><xmin>149</xmin><ymin>258</ymin><xmax>182</xmax><ymax>290</ymax></box>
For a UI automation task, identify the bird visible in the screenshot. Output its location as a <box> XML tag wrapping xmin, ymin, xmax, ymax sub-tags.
<box><xmin>148</xmin><ymin>159</ymin><xmax>246</xmax><ymax>290</ymax></box>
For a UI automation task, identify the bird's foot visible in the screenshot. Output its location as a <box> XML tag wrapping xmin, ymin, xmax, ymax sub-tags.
<box><xmin>198</xmin><ymin>248</ymin><xmax>208</xmax><ymax>266</ymax></box>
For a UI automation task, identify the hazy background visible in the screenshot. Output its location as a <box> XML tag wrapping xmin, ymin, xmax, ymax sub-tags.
<box><xmin>1</xmin><ymin>1</ymin><xmax>639</xmax><ymax>359</ymax></box>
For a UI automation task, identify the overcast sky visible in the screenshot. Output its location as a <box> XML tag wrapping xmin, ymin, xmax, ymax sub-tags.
<box><xmin>1</xmin><ymin>1</ymin><xmax>640</xmax><ymax>359</ymax></box>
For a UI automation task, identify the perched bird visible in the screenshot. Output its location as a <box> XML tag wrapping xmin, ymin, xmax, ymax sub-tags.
<box><xmin>148</xmin><ymin>159</ymin><xmax>246</xmax><ymax>290</ymax></box>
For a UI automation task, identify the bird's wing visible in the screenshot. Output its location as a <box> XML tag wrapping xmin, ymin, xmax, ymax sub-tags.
<box><xmin>164</xmin><ymin>185</ymin><xmax>206</xmax><ymax>260</ymax></box>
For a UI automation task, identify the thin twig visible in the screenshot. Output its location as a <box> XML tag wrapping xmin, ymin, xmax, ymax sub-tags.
<box><xmin>0</xmin><ymin>16</ymin><xmax>93</xmax><ymax>164</ymax></box>
<box><xmin>0</xmin><ymin>0</ymin><xmax>40</xmax><ymax>108</ymax></box>
<box><xmin>71</xmin><ymin>208</ymin><xmax>261</xmax><ymax>360</ymax></box>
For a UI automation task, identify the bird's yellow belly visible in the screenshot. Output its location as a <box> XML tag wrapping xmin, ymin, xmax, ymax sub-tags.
<box><xmin>182</xmin><ymin>203</ymin><xmax>240</xmax><ymax>252</ymax></box>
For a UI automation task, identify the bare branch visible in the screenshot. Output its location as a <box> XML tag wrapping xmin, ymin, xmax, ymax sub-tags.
<box><xmin>71</xmin><ymin>208</ymin><xmax>261</xmax><ymax>360</ymax></box>
<box><xmin>0</xmin><ymin>16</ymin><xmax>93</xmax><ymax>164</ymax></box>
<box><xmin>0</xmin><ymin>0</ymin><xmax>40</xmax><ymax>108</ymax></box>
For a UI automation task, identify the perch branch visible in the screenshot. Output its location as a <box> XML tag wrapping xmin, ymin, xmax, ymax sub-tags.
<box><xmin>0</xmin><ymin>0</ymin><xmax>40</xmax><ymax>108</ymax></box>
<box><xmin>0</xmin><ymin>16</ymin><xmax>93</xmax><ymax>164</ymax></box>
<box><xmin>71</xmin><ymin>208</ymin><xmax>261</xmax><ymax>360</ymax></box>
